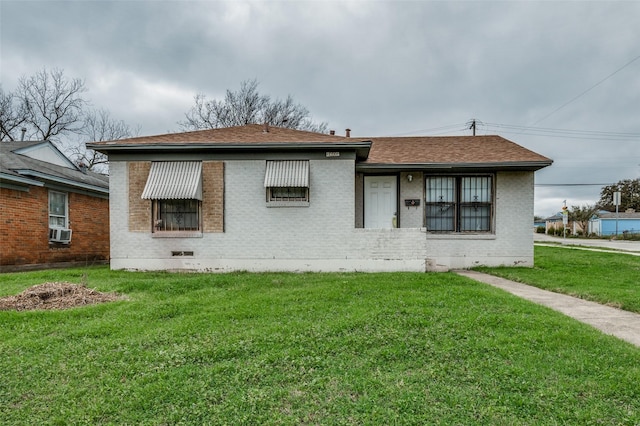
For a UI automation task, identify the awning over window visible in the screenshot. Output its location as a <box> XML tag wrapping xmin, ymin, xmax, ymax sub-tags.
<box><xmin>264</xmin><ymin>160</ymin><xmax>309</xmax><ymax>187</ymax></box>
<box><xmin>142</xmin><ymin>161</ymin><xmax>203</xmax><ymax>200</ymax></box>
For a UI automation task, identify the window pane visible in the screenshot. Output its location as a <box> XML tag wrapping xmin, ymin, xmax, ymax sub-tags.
<box><xmin>462</xmin><ymin>176</ymin><xmax>491</xmax><ymax>203</ymax></box>
<box><xmin>156</xmin><ymin>199</ymin><xmax>200</xmax><ymax>231</ymax></box>
<box><xmin>460</xmin><ymin>205</ymin><xmax>491</xmax><ymax>231</ymax></box>
<box><xmin>425</xmin><ymin>203</ymin><xmax>455</xmax><ymax>231</ymax></box>
<box><xmin>49</xmin><ymin>192</ymin><xmax>66</xmax><ymax>215</ymax></box>
<box><xmin>270</xmin><ymin>187</ymin><xmax>308</xmax><ymax>201</ymax></box>
<box><xmin>426</xmin><ymin>177</ymin><xmax>455</xmax><ymax>203</ymax></box>
<box><xmin>426</xmin><ymin>177</ymin><xmax>455</xmax><ymax>231</ymax></box>
<box><xmin>49</xmin><ymin>192</ymin><xmax>67</xmax><ymax>228</ymax></box>
<box><xmin>49</xmin><ymin>217</ymin><xmax>65</xmax><ymax>227</ymax></box>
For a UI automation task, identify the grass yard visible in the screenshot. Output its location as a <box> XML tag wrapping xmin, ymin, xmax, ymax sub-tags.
<box><xmin>477</xmin><ymin>245</ymin><xmax>640</xmax><ymax>313</ymax></box>
<box><xmin>1</xmin><ymin>266</ymin><xmax>639</xmax><ymax>425</ymax></box>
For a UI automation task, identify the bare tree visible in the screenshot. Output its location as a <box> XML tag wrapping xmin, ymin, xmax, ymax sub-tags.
<box><xmin>179</xmin><ymin>79</ymin><xmax>328</xmax><ymax>133</ymax></box>
<box><xmin>0</xmin><ymin>87</ymin><xmax>26</xmax><ymax>141</ymax></box>
<box><xmin>68</xmin><ymin>108</ymin><xmax>140</xmax><ymax>173</ymax></box>
<box><xmin>2</xmin><ymin>68</ymin><xmax>140</xmax><ymax>172</ymax></box>
<box><xmin>13</xmin><ymin>68</ymin><xmax>87</xmax><ymax>143</ymax></box>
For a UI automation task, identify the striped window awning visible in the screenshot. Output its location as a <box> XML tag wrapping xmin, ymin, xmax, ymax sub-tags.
<box><xmin>264</xmin><ymin>160</ymin><xmax>309</xmax><ymax>187</ymax></box>
<box><xmin>142</xmin><ymin>161</ymin><xmax>203</xmax><ymax>200</ymax></box>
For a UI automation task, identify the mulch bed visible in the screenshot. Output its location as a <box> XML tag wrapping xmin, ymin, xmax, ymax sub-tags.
<box><xmin>0</xmin><ymin>282</ymin><xmax>124</xmax><ymax>311</ymax></box>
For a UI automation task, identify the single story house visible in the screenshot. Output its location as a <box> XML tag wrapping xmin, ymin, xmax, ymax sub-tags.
<box><xmin>544</xmin><ymin>211</ymin><xmax>583</xmax><ymax>235</ymax></box>
<box><xmin>589</xmin><ymin>210</ymin><xmax>640</xmax><ymax>236</ymax></box>
<box><xmin>88</xmin><ymin>124</ymin><xmax>552</xmax><ymax>272</ymax></box>
<box><xmin>0</xmin><ymin>140</ymin><xmax>110</xmax><ymax>271</ymax></box>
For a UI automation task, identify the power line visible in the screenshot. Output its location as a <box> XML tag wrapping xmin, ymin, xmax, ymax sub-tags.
<box><xmin>535</xmin><ymin>183</ymin><xmax>614</xmax><ymax>187</ymax></box>
<box><xmin>387</xmin><ymin>119</ymin><xmax>640</xmax><ymax>142</ymax></box>
<box><xmin>384</xmin><ymin>123</ymin><xmax>468</xmax><ymax>137</ymax></box>
<box><xmin>383</xmin><ymin>119</ymin><xmax>640</xmax><ymax>141</ymax></box>
<box><xmin>528</xmin><ymin>54</ymin><xmax>640</xmax><ymax>126</ymax></box>
<box><xmin>484</xmin><ymin>122</ymin><xmax>640</xmax><ymax>138</ymax></box>
<box><xmin>480</xmin><ymin>121</ymin><xmax>640</xmax><ymax>141</ymax></box>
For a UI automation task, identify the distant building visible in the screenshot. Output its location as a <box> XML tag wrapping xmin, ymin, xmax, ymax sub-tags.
<box><xmin>589</xmin><ymin>210</ymin><xmax>640</xmax><ymax>236</ymax></box>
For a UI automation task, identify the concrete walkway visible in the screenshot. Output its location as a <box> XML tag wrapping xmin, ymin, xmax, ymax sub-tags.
<box><xmin>533</xmin><ymin>233</ymin><xmax>640</xmax><ymax>253</ymax></box>
<box><xmin>456</xmin><ymin>270</ymin><xmax>640</xmax><ymax>348</ymax></box>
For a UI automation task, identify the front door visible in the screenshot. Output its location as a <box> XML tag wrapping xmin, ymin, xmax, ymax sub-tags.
<box><xmin>364</xmin><ymin>176</ymin><xmax>397</xmax><ymax>229</ymax></box>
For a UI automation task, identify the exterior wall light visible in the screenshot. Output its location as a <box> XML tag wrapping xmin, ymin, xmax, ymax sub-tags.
<box><xmin>407</xmin><ymin>174</ymin><xmax>413</xmax><ymax>182</ymax></box>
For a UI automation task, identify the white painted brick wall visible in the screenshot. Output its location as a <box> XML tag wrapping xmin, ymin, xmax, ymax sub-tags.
<box><xmin>109</xmin><ymin>160</ymin><xmax>536</xmax><ymax>272</ymax></box>
<box><xmin>424</xmin><ymin>171</ymin><xmax>534</xmax><ymax>270</ymax></box>
<box><xmin>398</xmin><ymin>171</ymin><xmax>424</xmax><ymax>228</ymax></box>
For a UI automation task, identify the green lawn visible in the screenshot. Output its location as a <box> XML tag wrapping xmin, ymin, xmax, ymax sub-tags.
<box><xmin>477</xmin><ymin>245</ymin><xmax>640</xmax><ymax>313</ymax></box>
<box><xmin>1</xmin><ymin>266</ymin><xmax>639</xmax><ymax>425</ymax></box>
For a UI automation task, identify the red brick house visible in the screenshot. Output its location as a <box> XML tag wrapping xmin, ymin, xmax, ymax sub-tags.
<box><xmin>0</xmin><ymin>141</ymin><xmax>110</xmax><ymax>271</ymax></box>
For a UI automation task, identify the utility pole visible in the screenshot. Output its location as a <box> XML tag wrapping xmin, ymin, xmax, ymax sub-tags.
<box><xmin>614</xmin><ymin>191</ymin><xmax>621</xmax><ymax>237</ymax></box>
<box><xmin>469</xmin><ymin>119</ymin><xmax>476</xmax><ymax>136</ymax></box>
<box><xmin>562</xmin><ymin>200</ymin><xmax>568</xmax><ymax>240</ymax></box>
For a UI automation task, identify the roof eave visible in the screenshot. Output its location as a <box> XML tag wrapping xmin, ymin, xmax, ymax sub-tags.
<box><xmin>87</xmin><ymin>142</ymin><xmax>372</xmax><ymax>160</ymax></box>
<box><xmin>14</xmin><ymin>170</ymin><xmax>109</xmax><ymax>194</ymax></box>
<box><xmin>356</xmin><ymin>161</ymin><xmax>553</xmax><ymax>173</ymax></box>
<box><xmin>0</xmin><ymin>172</ymin><xmax>45</xmax><ymax>187</ymax></box>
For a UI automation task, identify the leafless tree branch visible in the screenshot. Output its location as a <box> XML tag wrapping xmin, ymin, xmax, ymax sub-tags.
<box><xmin>179</xmin><ymin>79</ymin><xmax>328</xmax><ymax>133</ymax></box>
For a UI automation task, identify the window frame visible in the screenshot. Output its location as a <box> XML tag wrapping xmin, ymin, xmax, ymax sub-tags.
<box><xmin>425</xmin><ymin>174</ymin><xmax>494</xmax><ymax>233</ymax></box>
<box><xmin>48</xmin><ymin>190</ymin><xmax>69</xmax><ymax>229</ymax></box>
<box><xmin>264</xmin><ymin>160</ymin><xmax>310</xmax><ymax>207</ymax></box>
<box><xmin>152</xmin><ymin>198</ymin><xmax>202</xmax><ymax>234</ymax></box>
<box><xmin>140</xmin><ymin>161</ymin><xmax>205</xmax><ymax>237</ymax></box>
<box><xmin>267</xmin><ymin>186</ymin><xmax>309</xmax><ymax>203</ymax></box>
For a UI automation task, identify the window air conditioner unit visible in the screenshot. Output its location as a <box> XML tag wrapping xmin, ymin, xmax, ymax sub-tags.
<box><xmin>49</xmin><ymin>228</ymin><xmax>72</xmax><ymax>244</ymax></box>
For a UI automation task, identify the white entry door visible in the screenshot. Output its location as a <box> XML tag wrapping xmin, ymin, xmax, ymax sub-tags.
<box><xmin>364</xmin><ymin>176</ymin><xmax>397</xmax><ymax>229</ymax></box>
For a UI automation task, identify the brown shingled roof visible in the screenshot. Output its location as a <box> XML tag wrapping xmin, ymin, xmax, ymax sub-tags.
<box><xmin>92</xmin><ymin>124</ymin><xmax>357</xmax><ymax>145</ymax></box>
<box><xmin>364</xmin><ymin>135</ymin><xmax>552</xmax><ymax>166</ymax></box>
<box><xmin>88</xmin><ymin>124</ymin><xmax>551</xmax><ymax>169</ymax></box>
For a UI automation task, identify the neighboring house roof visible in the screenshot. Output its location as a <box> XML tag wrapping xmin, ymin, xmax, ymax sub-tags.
<box><xmin>0</xmin><ymin>141</ymin><xmax>109</xmax><ymax>194</ymax></box>
<box><xmin>88</xmin><ymin>124</ymin><xmax>552</xmax><ymax>172</ymax></box>
<box><xmin>545</xmin><ymin>212</ymin><xmax>563</xmax><ymax>221</ymax></box>
<box><xmin>594</xmin><ymin>212</ymin><xmax>640</xmax><ymax>220</ymax></box>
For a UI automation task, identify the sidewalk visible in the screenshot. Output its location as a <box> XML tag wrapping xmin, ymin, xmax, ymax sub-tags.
<box><xmin>533</xmin><ymin>233</ymin><xmax>640</xmax><ymax>253</ymax></box>
<box><xmin>456</xmin><ymin>270</ymin><xmax>640</xmax><ymax>348</ymax></box>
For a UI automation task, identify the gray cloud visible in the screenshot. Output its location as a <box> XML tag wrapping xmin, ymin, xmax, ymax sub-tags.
<box><xmin>2</xmin><ymin>0</ymin><xmax>639</xmax><ymax>216</ymax></box>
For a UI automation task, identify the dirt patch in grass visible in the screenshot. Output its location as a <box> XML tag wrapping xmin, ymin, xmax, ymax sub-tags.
<box><xmin>0</xmin><ymin>282</ymin><xmax>124</xmax><ymax>311</ymax></box>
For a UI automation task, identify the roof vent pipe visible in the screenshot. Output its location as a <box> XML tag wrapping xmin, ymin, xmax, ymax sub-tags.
<box><xmin>21</xmin><ymin>127</ymin><xmax>26</xmax><ymax>141</ymax></box>
<box><xmin>345</xmin><ymin>128</ymin><xmax>351</xmax><ymax>138</ymax></box>
<box><xmin>263</xmin><ymin>122</ymin><xmax>269</xmax><ymax>133</ymax></box>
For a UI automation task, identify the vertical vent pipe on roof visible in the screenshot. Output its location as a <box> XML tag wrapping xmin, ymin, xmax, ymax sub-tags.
<box><xmin>263</xmin><ymin>122</ymin><xmax>269</xmax><ymax>133</ymax></box>
<box><xmin>21</xmin><ymin>127</ymin><xmax>26</xmax><ymax>141</ymax></box>
<box><xmin>345</xmin><ymin>128</ymin><xmax>351</xmax><ymax>138</ymax></box>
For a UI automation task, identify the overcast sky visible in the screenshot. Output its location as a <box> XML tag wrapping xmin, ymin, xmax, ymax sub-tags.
<box><xmin>2</xmin><ymin>0</ymin><xmax>639</xmax><ymax>217</ymax></box>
